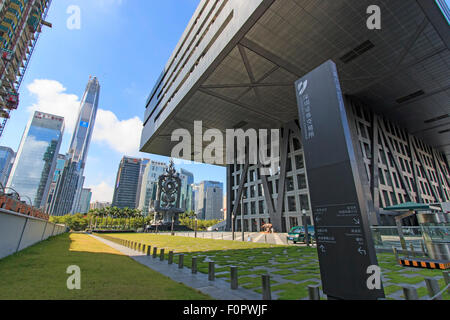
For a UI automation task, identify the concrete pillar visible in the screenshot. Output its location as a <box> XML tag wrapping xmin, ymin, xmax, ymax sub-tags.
<box><xmin>443</xmin><ymin>271</ymin><xmax>450</xmax><ymax>294</ymax></box>
<box><xmin>178</xmin><ymin>254</ymin><xmax>184</xmax><ymax>269</ymax></box>
<box><xmin>168</xmin><ymin>251</ymin><xmax>174</xmax><ymax>265</ymax></box>
<box><xmin>192</xmin><ymin>257</ymin><xmax>197</xmax><ymax>274</ymax></box>
<box><xmin>261</xmin><ymin>275</ymin><xmax>272</xmax><ymax>300</ymax></box>
<box><xmin>230</xmin><ymin>266</ymin><xmax>238</xmax><ymax>290</ymax></box>
<box><xmin>308</xmin><ymin>285</ymin><xmax>320</xmax><ymax>300</ymax></box>
<box><xmin>160</xmin><ymin>249</ymin><xmax>165</xmax><ymax>261</ymax></box>
<box><xmin>208</xmin><ymin>262</ymin><xmax>215</xmax><ymax>281</ymax></box>
<box><xmin>153</xmin><ymin>247</ymin><xmax>158</xmax><ymax>258</ymax></box>
<box><xmin>425</xmin><ymin>278</ymin><xmax>442</xmax><ymax>300</ymax></box>
<box><xmin>392</xmin><ymin>247</ymin><xmax>399</xmax><ymax>261</ymax></box>
<box><xmin>402</xmin><ymin>286</ymin><xmax>419</xmax><ymax>300</ymax></box>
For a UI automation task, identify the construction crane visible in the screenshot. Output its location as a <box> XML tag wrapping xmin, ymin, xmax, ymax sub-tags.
<box><xmin>0</xmin><ymin>0</ymin><xmax>53</xmax><ymax>139</ymax></box>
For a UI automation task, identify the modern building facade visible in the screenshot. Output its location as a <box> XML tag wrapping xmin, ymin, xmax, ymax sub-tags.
<box><xmin>7</xmin><ymin>111</ymin><xmax>64</xmax><ymax>208</ymax></box>
<box><xmin>193</xmin><ymin>181</ymin><xmax>223</xmax><ymax>220</ymax></box>
<box><xmin>49</xmin><ymin>76</ymin><xmax>100</xmax><ymax>216</ymax></box>
<box><xmin>140</xmin><ymin>0</ymin><xmax>450</xmax><ymax>233</ymax></box>
<box><xmin>90</xmin><ymin>201</ymin><xmax>111</xmax><ymax>210</ymax></box>
<box><xmin>112</xmin><ymin>156</ymin><xmax>143</xmax><ymax>209</ymax></box>
<box><xmin>0</xmin><ymin>146</ymin><xmax>14</xmax><ymax>187</ymax></box>
<box><xmin>77</xmin><ymin>188</ymin><xmax>92</xmax><ymax>214</ymax></box>
<box><xmin>137</xmin><ymin>160</ymin><xmax>167</xmax><ymax>215</ymax></box>
<box><xmin>180</xmin><ymin>168</ymin><xmax>194</xmax><ymax>211</ymax></box>
<box><xmin>44</xmin><ymin>153</ymin><xmax>66</xmax><ymax>213</ymax></box>
<box><xmin>0</xmin><ymin>0</ymin><xmax>52</xmax><ymax>138</ymax></box>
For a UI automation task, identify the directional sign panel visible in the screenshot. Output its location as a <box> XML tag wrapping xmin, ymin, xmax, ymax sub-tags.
<box><xmin>295</xmin><ymin>60</ymin><xmax>384</xmax><ymax>300</ymax></box>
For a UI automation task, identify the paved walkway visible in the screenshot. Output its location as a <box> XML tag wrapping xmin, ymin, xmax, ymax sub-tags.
<box><xmin>91</xmin><ymin>234</ymin><xmax>262</xmax><ymax>300</ymax></box>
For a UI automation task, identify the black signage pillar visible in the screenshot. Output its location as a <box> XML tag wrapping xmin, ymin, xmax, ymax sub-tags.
<box><xmin>295</xmin><ymin>60</ymin><xmax>384</xmax><ymax>300</ymax></box>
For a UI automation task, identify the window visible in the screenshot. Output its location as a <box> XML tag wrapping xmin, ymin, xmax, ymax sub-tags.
<box><xmin>299</xmin><ymin>194</ymin><xmax>310</xmax><ymax>211</ymax></box>
<box><xmin>286</xmin><ymin>177</ymin><xmax>295</xmax><ymax>192</ymax></box>
<box><xmin>297</xmin><ymin>174</ymin><xmax>307</xmax><ymax>189</ymax></box>
<box><xmin>251</xmin><ymin>202</ymin><xmax>256</xmax><ymax>215</ymax></box>
<box><xmin>295</xmin><ymin>154</ymin><xmax>304</xmax><ymax>170</ymax></box>
<box><xmin>259</xmin><ymin>200</ymin><xmax>264</xmax><ymax>214</ymax></box>
<box><xmin>288</xmin><ymin>196</ymin><xmax>296</xmax><ymax>212</ymax></box>
<box><xmin>287</xmin><ymin>157</ymin><xmax>292</xmax><ymax>172</ymax></box>
<box><xmin>293</xmin><ymin>138</ymin><xmax>302</xmax><ymax>151</ymax></box>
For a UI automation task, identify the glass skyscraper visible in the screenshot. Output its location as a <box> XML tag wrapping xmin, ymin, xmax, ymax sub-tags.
<box><xmin>112</xmin><ymin>156</ymin><xmax>144</xmax><ymax>209</ymax></box>
<box><xmin>0</xmin><ymin>146</ymin><xmax>15</xmax><ymax>187</ymax></box>
<box><xmin>7</xmin><ymin>111</ymin><xmax>64</xmax><ymax>208</ymax></box>
<box><xmin>50</xmin><ymin>77</ymin><xmax>100</xmax><ymax>215</ymax></box>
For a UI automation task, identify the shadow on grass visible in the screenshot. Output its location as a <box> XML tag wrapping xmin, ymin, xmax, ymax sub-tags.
<box><xmin>0</xmin><ymin>233</ymin><xmax>210</xmax><ymax>300</ymax></box>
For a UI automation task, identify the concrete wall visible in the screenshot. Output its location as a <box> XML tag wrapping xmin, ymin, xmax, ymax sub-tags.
<box><xmin>0</xmin><ymin>209</ymin><xmax>66</xmax><ymax>259</ymax></box>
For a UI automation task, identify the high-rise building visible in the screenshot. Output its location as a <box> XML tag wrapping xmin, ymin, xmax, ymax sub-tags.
<box><xmin>193</xmin><ymin>181</ymin><xmax>223</xmax><ymax>220</ymax></box>
<box><xmin>7</xmin><ymin>111</ymin><xmax>64</xmax><ymax>208</ymax></box>
<box><xmin>44</xmin><ymin>153</ymin><xmax>66</xmax><ymax>213</ymax></box>
<box><xmin>138</xmin><ymin>160</ymin><xmax>167</xmax><ymax>215</ymax></box>
<box><xmin>0</xmin><ymin>146</ymin><xmax>14</xmax><ymax>187</ymax></box>
<box><xmin>77</xmin><ymin>188</ymin><xmax>92</xmax><ymax>214</ymax></box>
<box><xmin>179</xmin><ymin>168</ymin><xmax>194</xmax><ymax>212</ymax></box>
<box><xmin>90</xmin><ymin>201</ymin><xmax>111</xmax><ymax>211</ymax></box>
<box><xmin>112</xmin><ymin>156</ymin><xmax>143</xmax><ymax>209</ymax></box>
<box><xmin>135</xmin><ymin>158</ymin><xmax>150</xmax><ymax>208</ymax></box>
<box><xmin>0</xmin><ymin>0</ymin><xmax>52</xmax><ymax>138</ymax></box>
<box><xmin>50</xmin><ymin>77</ymin><xmax>100</xmax><ymax>216</ymax></box>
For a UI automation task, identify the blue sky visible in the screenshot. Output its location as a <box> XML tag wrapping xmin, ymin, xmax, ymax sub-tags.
<box><xmin>1</xmin><ymin>0</ymin><xmax>226</xmax><ymax>202</ymax></box>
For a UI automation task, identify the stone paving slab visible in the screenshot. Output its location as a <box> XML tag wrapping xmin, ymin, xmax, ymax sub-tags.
<box><xmin>91</xmin><ymin>235</ymin><xmax>262</xmax><ymax>300</ymax></box>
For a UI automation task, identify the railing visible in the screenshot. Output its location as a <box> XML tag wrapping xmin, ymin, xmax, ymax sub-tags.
<box><xmin>371</xmin><ymin>226</ymin><xmax>449</xmax><ymax>252</ymax></box>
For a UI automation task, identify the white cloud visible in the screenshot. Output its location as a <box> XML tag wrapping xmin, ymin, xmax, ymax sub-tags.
<box><xmin>27</xmin><ymin>80</ymin><xmax>80</xmax><ymax>133</ymax></box>
<box><xmin>92</xmin><ymin>109</ymin><xmax>142</xmax><ymax>156</ymax></box>
<box><xmin>89</xmin><ymin>181</ymin><xmax>114</xmax><ymax>203</ymax></box>
<box><xmin>27</xmin><ymin>79</ymin><xmax>142</xmax><ymax>156</ymax></box>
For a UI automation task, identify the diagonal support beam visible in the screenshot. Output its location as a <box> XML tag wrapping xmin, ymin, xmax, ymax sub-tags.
<box><xmin>198</xmin><ymin>87</ymin><xmax>283</xmax><ymax>123</ymax></box>
<box><xmin>240</xmin><ymin>37</ymin><xmax>305</xmax><ymax>77</ymax></box>
<box><xmin>410</xmin><ymin>137</ymin><xmax>441</xmax><ymax>202</ymax></box>
<box><xmin>378</xmin><ymin>120</ymin><xmax>414</xmax><ymax>202</ymax></box>
<box><xmin>407</xmin><ymin>133</ymin><xmax>423</xmax><ymax>203</ymax></box>
<box><xmin>273</xmin><ymin>125</ymin><xmax>290</xmax><ymax>232</ymax></box>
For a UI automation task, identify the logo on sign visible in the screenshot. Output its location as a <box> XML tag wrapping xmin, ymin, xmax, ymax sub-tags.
<box><xmin>80</xmin><ymin>121</ymin><xmax>89</xmax><ymax>128</ymax></box>
<box><xmin>297</xmin><ymin>80</ymin><xmax>308</xmax><ymax>96</ymax></box>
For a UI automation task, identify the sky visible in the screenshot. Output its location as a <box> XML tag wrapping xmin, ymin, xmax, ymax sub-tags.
<box><xmin>1</xmin><ymin>0</ymin><xmax>226</xmax><ymax>203</ymax></box>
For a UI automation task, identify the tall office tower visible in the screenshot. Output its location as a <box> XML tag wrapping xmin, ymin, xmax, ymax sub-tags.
<box><xmin>137</xmin><ymin>160</ymin><xmax>167</xmax><ymax>215</ymax></box>
<box><xmin>0</xmin><ymin>146</ymin><xmax>14</xmax><ymax>186</ymax></box>
<box><xmin>179</xmin><ymin>168</ymin><xmax>194</xmax><ymax>211</ymax></box>
<box><xmin>77</xmin><ymin>188</ymin><xmax>92</xmax><ymax>214</ymax></box>
<box><xmin>44</xmin><ymin>153</ymin><xmax>66</xmax><ymax>213</ymax></box>
<box><xmin>135</xmin><ymin>158</ymin><xmax>150</xmax><ymax>208</ymax></box>
<box><xmin>112</xmin><ymin>156</ymin><xmax>143</xmax><ymax>209</ymax></box>
<box><xmin>0</xmin><ymin>0</ymin><xmax>52</xmax><ymax>138</ymax></box>
<box><xmin>50</xmin><ymin>77</ymin><xmax>100</xmax><ymax>216</ymax></box>
<box><xmin>193</xmin><ymin>181</ymin><xmax>223</xmax><ymax>220</ymax></box>
<box><xmin>7</xmin><ymin>111</ymin><xmax>64</xmax><ymax>208</ymax></box>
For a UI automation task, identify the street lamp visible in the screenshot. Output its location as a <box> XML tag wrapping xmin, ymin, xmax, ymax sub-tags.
<box><xmin>194</xmin><ymin>212</ymin><xmax>198</xmax><ymax>238</ymax></box>
<box><xmin>302</xmin><ymin>209</ymin><xmax>310</xmax><ymax>247</ymax></box>
<box><xmin>241</xmin><ymin>195</ymin><xmax>246</xmax><ymax>242</ymax></box>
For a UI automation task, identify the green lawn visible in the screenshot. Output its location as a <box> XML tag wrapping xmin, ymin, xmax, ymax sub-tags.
<box><xmin>0</xmin><ymin>233</ymin><xmax>210</xmax><ymax>300</ymax></box>
<box><xmin>104</xmin><ymin>233</ymin><xmax>449</xmax><ymax>300</ymax></box>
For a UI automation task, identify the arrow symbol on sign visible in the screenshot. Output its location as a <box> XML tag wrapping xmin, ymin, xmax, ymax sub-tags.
<box><xmin>353</xmin><ymin>218</ymin><xmax>360</xmax><ymax>225</ymax></box>
<box><xmin>319</xmin><ymin>245</ymin><xmax>326</xmax><ymax>253</ymax></box>
<box><xmin>358</xmin><ymin>247</ymin><xmax>367</xmax><ymax>256</ymax></box>
<box><xmin>316</xmin><ymin>216</ymin><xmax>322</xmax><ymax>223</ymax></box>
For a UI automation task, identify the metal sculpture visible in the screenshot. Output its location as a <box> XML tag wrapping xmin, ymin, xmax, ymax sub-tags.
<box><xmin>154</xmin><ymin>160</ymin><xmax>184</xmax><ymax>233</ymax></box>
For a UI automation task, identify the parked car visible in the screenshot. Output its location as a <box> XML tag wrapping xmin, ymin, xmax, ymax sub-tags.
<box><xmin>287</xmin><ymin>226</ymin><xmax>315</xmax><ymax>244</ymax></box>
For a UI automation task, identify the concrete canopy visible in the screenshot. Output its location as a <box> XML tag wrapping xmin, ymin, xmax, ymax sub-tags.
<box><xmin>140</xmin><ymin>0</ymin><xmax>450</xmax><ymax>164</ymax></box>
